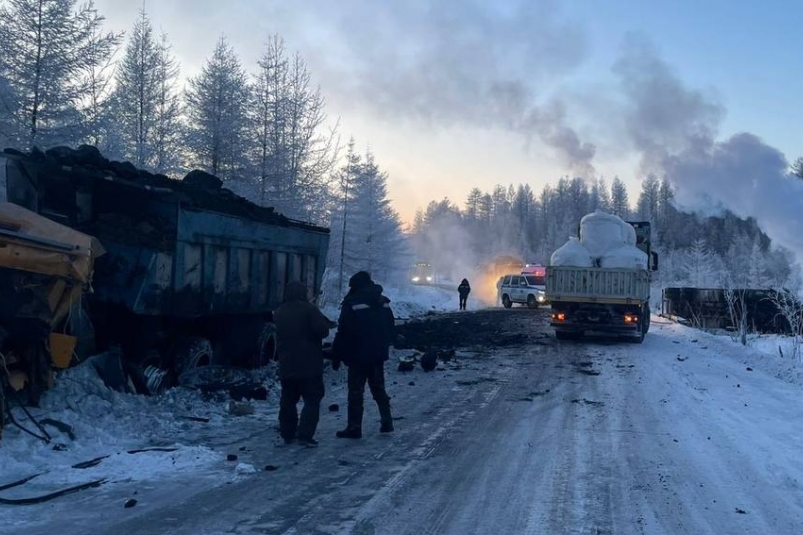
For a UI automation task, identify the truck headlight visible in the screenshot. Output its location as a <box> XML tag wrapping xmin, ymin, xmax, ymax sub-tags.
<box><xmin>426</xmin><ymin>276</ymin><xmax>433</xmax><ymax>282</ymax></box>
<box><xmin>412</xmin><ymin>276</ymin><xmax>420</xmax><ymax>282</ymax></box>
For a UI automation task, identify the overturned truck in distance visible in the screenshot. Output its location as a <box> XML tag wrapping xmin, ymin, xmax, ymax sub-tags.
<box><xmin>0</xmin><ymin>145</ymin><xmax>330</xmax><ymax>405</ymax></box>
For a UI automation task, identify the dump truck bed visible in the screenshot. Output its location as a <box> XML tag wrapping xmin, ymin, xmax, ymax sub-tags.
<box><xmin>546</xmin><ymin>266</ymin><xmax>651</xmax><ymax>304</ymax></box>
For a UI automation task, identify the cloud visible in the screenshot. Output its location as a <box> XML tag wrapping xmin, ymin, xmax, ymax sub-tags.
<box><xmin>290</xmin><ymin>0</ymin><xmax>596</xmax><ymax>176</ymax></box>
<box><xmin>612</xmin><ymin>33</ymin><xmax>725</xmax><ymax>175</ymax></box>
<box><xmin>612</xmin><ymin>37</ymin><xmax>803</xmax><ymax>270</ymax></box>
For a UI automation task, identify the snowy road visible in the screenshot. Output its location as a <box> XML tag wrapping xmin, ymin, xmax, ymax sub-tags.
<box><xmin>4</xmin><ymin>309</ymin><xmax>803</xmax><ymax>534</ymax></box>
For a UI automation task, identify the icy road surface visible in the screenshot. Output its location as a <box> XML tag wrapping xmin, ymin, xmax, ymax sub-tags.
<box><xmin>4</xmin><ymin>309</ymin><xmax>803</xmax><ymax>534</ymax></box>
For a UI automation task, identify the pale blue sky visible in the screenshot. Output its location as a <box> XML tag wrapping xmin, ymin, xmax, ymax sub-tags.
<box><xmin>96</xmin><ymin>0</ymin><xmax>802</xmax><ymax>223</ymax></box>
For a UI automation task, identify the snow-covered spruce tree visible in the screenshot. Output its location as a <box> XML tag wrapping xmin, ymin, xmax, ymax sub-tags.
<box><xmin>324</xmin><ymin>143</ymin><xmax>409</xmax><ymax>304</ymax></box>
<box><xmin>251</xmin><ymin>35</ymin><xmax>337</xmax><ymax>222</ymax></box>
<box><xmin>185</xmin><ymin>36</ymin><xmax>252</xmax><ymax>182</ymax></box>
<box><xmin>0</xmin><ymin>0</ymin><xmax>120</xmax><ymax>148</ymax></box>
<box><xmin>610</xmin><ymin>176</ymin><xmax>631</xmax><ymax>220</ymax></box>
<box><xmin>81</xmin><ymin>17</ymin><xmax>120</xmax><ymax>149</ymax></box>
<box><xmin>151</xmin><ymin>33</ymin><xmax>183</xmax><ymax>174</ymax></box>
<box><xmin>113</xmin><ymin>10</ymin><xmax>159</xmax><ymax>167</ymax></box>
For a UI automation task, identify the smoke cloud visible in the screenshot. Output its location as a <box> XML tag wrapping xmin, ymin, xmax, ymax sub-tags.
<box><xmin>297</xmin><ymin>0</ymin><xmax>597</xmax><ymax>176</ymax></box>
<box><xmin>613</xmin><ymin>34</ymin><xmax>803</xmax><ymax>271</ymax></box>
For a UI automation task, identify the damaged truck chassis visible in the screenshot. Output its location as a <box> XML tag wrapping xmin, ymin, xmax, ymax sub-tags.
<box><xmin>0</xmin><ymin>146</ymin><xmax>330</xmax><ymax>417</ymax></box>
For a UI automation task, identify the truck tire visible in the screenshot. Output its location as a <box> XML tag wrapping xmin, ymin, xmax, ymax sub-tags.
<box><xmin>644</xmin><ymin>301</ymin><xmax>651</xmax><ymax>333</ymax></box>
<box><xmin>502</xmin><ymin>295</ymin><xmax>512</xmax><ymax>309</ymax></box>
<box><xmin>555</xmin><ymin>330</ymin><xmax>580</xmax><ymax>341</ymax></box>
<box><xmin>526</xmin><ymin>295</ymin><xmax>538</xmax><ymax>309</ymax></box>
<box><xmin>174</xmin><ymin>337</ymin><xmax>213</xmax><ymax>375</ymax></box>
<box><xmin>254</xmin><ymin>324</ymin><xmax>277</xmax><ymax>368</ymax></box>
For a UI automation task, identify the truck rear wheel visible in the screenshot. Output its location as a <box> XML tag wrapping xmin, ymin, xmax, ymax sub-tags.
<box><xmin>254</xmin><ymin>324</ymin><xmax>277</xmax><ymax>368</ymax></box>
<box><xmin>174</xmin><ymin>337</ymin><xmax>214</xmax><ymax>375</ymax></box>
<box><xmin>555</xmin><ymin>330</ymin><xmax>580</xmax><ymax>341</ymax></box>
<box><xmin>502</xmin><ymin>295</ymin><xmax>512</xmax><ymax>309</ymax></box>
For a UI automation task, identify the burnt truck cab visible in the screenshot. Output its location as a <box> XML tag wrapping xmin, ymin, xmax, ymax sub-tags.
<box><xmin>0</xmin><ymin>146</ymin><xmax>330</xmax><ymax>378</ymax></box>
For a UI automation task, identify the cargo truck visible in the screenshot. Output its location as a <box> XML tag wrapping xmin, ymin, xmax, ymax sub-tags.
<box><xmin>0</xmin><ymin>146</ymin><xmax>330</xmax><ymax>399</ymax></box>
<box><xmin>546</xmin><ymin>220</ymin><xmax>657</xmax><ymax>343</ymax></box>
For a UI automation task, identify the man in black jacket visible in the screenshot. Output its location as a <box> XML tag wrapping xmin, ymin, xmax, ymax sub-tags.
<box><xmin>332</xmin><ymin>271</ymin><xmax>395</xmax><ymax>439</ymax></box>
<box><xmin>274</xmin><ymin>281</ymin><xmax>332</xmax><ymax>446</ymax></box>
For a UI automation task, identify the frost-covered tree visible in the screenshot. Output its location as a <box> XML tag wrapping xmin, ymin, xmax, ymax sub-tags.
<box><xmin>81</xmin><ymin>15</ymin><xmax>120</xmax><ymax>148</ymax></box>
<box><xmin>151</xmin><ymin>33</ymin><xmax>183</xmax><ymax>173</ymax></box>
<box><xmin>636</xmin><ymin>174</ymin><xmax>660</xmax><ymax>221</ymax></box>
<box><xmin>185</xmin><ymin>36</ymin><xmax>252</xmax><ymax>181</ymax></box>
<box><xmin>791</xmin><ymin>157</ymin><xmax>803</xmax><ymax>180</ymax></box>
<box><xmin>610</xmin><ymin>176</ymin><xmax>630</xmax><ymax>220</ymax></box>
<box><xmin>250</xmin><ymin>35</ymin><xmax>337</xmax><ymax>221</ymax></box>
<box><xmin>0</xmin><ymin>0</ymin><xmax>120</xmax><ymax>147</ymax></box>
<box><xmin>684</xmin><ymin>238</ymin><xmax>717</xmax><ymax>287</ymax></box>
<box><xmin>114</xmin><ymin>10</ymin><xmax>170</xmax><ymax>169</ymax></box>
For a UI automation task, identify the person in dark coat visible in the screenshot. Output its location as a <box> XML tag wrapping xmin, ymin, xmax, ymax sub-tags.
<box><xmin>274</xmin><ymin>281</ymin><xmax>332</xmax><ymax>446</ymax></box>
<box><xmin>458</xmin><ymin>278</ymin><xmax>471</xmax><ymax>310</ymax></box>
<box><xmin>332</xmin><ymin>271</ymin><xmax>395</xmax><ymax>439</ymax></box>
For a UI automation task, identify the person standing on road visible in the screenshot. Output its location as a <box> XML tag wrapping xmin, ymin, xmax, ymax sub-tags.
<box><xmin>274</xmin><ymin>281</ymin><xmax>332</xmax><ymax>447</ymax></box>
<box><xmin>332</xmin><ymin>271</ymin><xmax>395</xmax><ymax>439</ymax></box>
<box><xmin>458</xmin><ymin>278</ymin><xmax>471</xmax><ymax>310</ymax></box>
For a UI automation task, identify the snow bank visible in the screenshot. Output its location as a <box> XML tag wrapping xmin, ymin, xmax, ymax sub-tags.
<box><xmin>322</xmin><ymin>283</ymin><xmax>465</xmax><ymax>321</ymax></box>
<box><xmin>0</xmin><ymin>359</ymin><xmax>280</xmax><ymax>486</ymax></box>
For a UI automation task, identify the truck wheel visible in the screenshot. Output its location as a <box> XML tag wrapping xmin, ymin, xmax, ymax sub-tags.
<box><xmin>644</xmin><ymin>301</ymin><xmax>651</xmax><ymax>333</ymax></box>
<box><xmin>502</xmin><ymin>295</ymin><xmax>512</xmax><ymax>309</ymax></box>
<box><xmin>254</xmin><ymin>324</ymin><xmax>277</xmax><ymax>368</ymax></box>
<box><xmin>174</xmin><ymin>337</ymin><xmax>213</xmax><ymax>375</ymax></box>
<box><xmin>555</xmin><ymin>330</ymin><xmax>579</xmax><ymax>341</ymax></box>
<box><xmin>526</xmin><ymin>295</ymin><xmax>538</xmax><ymax>309</ymax></box>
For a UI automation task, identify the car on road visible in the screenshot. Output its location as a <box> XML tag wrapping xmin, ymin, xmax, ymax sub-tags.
<box><xmin>498</xmin><ymin>273</ymin><xmax>549</xmax><ymax>309</ymax></box>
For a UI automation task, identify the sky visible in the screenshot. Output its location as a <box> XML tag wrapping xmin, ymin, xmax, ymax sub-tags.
<box><xmin>91</xmin><ymin>0</ymin><xmax>803</xmax><ymax>226</ymax></box>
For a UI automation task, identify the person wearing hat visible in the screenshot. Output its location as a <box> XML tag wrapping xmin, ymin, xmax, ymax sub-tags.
<box><xmin>274</xmin><ymin>280</ymin><xmax>333</xmax><ymax>446</ymax></box>
<box><xmin>332</xmin><ymin>271</ymin><xmax>395</xmax><ymax>438</ymax></box>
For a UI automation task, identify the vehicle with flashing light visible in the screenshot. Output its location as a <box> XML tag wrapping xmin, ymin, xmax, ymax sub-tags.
<box><xmin>498</xmin><ymin>273</ymin><xmax>548</xmax><ymax>309</ymax></box>
<box><xmin>409</xmin><ymin>262</ymin><xmax>435</xmax><ymax>285</ymax></box>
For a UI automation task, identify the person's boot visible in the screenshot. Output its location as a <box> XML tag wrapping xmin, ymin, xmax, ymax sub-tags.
<box><xmin>336</xmin><ymin>427</ymin><xmax>362</xmax><ymax>439</ymax></box>
<box><xmin>378</xmin><ymin>403</ymin><xmax>394</xmax><ymax>433</ymax></box>
<box><xmin>337</xmin><ymin>404</ymin><xmax>362</xmax><ymax>438</ymax></box>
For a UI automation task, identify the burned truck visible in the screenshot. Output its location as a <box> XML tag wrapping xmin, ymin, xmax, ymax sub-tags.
<box><xmin>0</xmin><ymin>146</ymin><xmax>330</xmax><ymax>394</ymax></box>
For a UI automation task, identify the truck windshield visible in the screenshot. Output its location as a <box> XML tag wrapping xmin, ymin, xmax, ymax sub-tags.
<box><xmin>525</xmin><ymin>275</ymin><xmax>544</xmax><ymax>286</ymax></box>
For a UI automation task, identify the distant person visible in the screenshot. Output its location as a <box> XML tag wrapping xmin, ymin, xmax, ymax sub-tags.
<box><xmin>332</xmin><ymin>271</ymin><xmax>395</xmax><ymax>439</ymax></box>
<box><xmin>274</xmin><ymin>281</ymin><xmax>332</xmax><ymax>447</ymax></box>
<box><xmin>458</xmin><ymin>278</ymin><xmax>471</xmax><ymax>310</ymax></box>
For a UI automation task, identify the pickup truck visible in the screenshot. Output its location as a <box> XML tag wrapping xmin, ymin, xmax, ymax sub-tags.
<box><xmin>498</xmin><ymin>273</ymin><xmax>548</xmax><ymax>309</ymax></box>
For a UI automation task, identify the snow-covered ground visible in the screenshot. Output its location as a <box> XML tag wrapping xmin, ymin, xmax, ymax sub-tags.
<box><xmin>3</xmin><ymin>297</ymin><xmax>803</xmax><ymax>533</ymax></box>
<box><xmin>322</xmin><ymin>282</ymin><xmax>474</xmax><ymax>321</ymax></box>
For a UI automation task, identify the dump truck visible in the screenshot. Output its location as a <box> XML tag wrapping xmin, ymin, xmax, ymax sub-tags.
<box><xmin>546</xmin><ymin>218</ymin><xmax>657</xmax><ymax>343</ymax></box>
<box><xmin>0</xmin><ymin>202</ymin><xmax>104</xmax><ymax>432</ymax></box>
<box><xmin>0</xmin><ymin>145</ymin><xmax>330</xmax><ymax>399</ymax></box>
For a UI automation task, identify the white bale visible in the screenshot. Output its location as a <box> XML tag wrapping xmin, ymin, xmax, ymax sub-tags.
<box><xmin>622</xmin><ymin>221</ymin><xmax>636</xmax><ymax>246</ymax></box>
<box><xmin>579</xmin><ymin>211</ymin><xmax>628</xmax><ymax>257</ymax></box>
<box><xmin>599</xmin><ymin>244</ymin><xmax>648</xmax><ymax>269</ymax></box>
<box><xmin>550</xmin><ymin>236</ymin><xmax>594</xmax><ymax>267</ymax></box>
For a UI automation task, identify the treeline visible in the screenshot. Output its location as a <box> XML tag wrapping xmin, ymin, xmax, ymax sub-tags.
<box><xmin>411</xmin><ymin>175</ymin><xmax>794</xmax><ymax>289</ymax></box>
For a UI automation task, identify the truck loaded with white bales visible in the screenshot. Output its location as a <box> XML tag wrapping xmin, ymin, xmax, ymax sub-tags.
<box><xmin>546</xmin><ymin>211</ymin><xmax>657</xmax><ymax>343</ymax></box>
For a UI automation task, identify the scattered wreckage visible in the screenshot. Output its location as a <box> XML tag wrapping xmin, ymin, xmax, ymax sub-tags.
<box><xmin>0</xmin><ymin>145</ymin><xmax>330</xmax><ymax>437</ymax></box>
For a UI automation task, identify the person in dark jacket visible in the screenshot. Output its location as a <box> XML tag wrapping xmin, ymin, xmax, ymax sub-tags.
<box><xmin>332</xmin><ymin>271</ymin><xmax>395</xmax><ymax>439</ymax></box>
<box><xmin>458</xmin><ymin>278</ymin><xmax>471</xmax><ymax>310</ymax></box>
<box><xmin>274</xmin><ymin>281</ymin><xmax>332</xmax><ymax>446</ymax></box>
